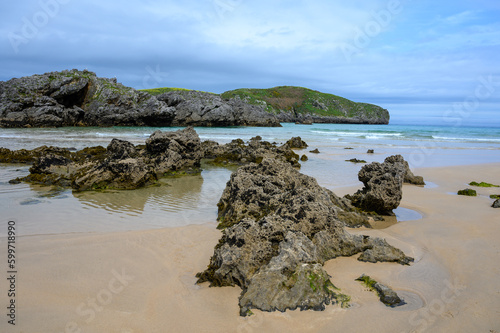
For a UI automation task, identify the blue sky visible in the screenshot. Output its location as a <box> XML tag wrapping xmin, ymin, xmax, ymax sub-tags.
<box><xmin>1</xmin><ymin>0</ymin><xmax>499</xmax><ymax>126</ymax></box>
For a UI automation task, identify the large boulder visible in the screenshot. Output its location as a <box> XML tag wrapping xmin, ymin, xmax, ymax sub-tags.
<box><xmin>216</xmin><ymin>158</ymin><xmax>373</xmax><ymax>229</ymax></box>
<box><xmin>347</xmin><ymin>155</ymin><xmax>409</xmax><ymax>215</ymax></box>
<box><xmin>197</xmin><ymin>159</ymin><xmax>413</xmax><ymax>316</ymax></box>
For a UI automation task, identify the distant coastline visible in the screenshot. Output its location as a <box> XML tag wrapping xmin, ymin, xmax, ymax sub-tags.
<box><xmin>0</xmin><ymin>69</ymin><xmax>389</xmax><ymax>128</ymax></box>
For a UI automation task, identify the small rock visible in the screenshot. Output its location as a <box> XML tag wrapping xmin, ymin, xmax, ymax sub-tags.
<box><xmin>300</xmin><ymin>154</ymin><xmax>308</xmax><ymax>161</ymax></box>
<box><xmin>309</xmin><ymin>148</ymin><xmax>320</xmax><ymax>154</ymax></box>
<box><xmin>346</xmin><ymin>158</ymin><xmax>366</xmax><ymax>163</ymax></box>
<box><xmin>367</xmin><ymin>149</ymin><xmax>374</xmax><ymax>154</ymax></box>
<box><xmin>492</xmin><ymin>199</ymin><xmax>500</xmax><ymax>208</ymax></box>
<box><xmin>457</xmin><ymin>188</ymin><xmax>477</xmax><ymax>196</ymax></box>
<box><xmin>356</xmin><ymin>274</ymin><xmax>405</xmax><ymax>307</ymax></box>
<box><xmin>286</xmin><ymin>137</ymin><xmax>308</xmax><ymax>149</ymax></box>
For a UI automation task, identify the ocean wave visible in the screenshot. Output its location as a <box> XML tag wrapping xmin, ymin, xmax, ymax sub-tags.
<box><xmin>432</xmin><ymin>136</ymin><xmax>500</xmax><ymax>142</ymax></box>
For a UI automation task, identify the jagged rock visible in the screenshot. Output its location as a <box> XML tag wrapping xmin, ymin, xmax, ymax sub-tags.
<box><xmin>0</xmin><ymin>70</ymin><xmax>281</xmax><ymax>128</ymax></box>
<box><xmin>216</xmin><ymin>158</ymin><xmax>373</xmax><ymax>229</ymax></box>
<box><xmin>383</xmin><ymin>155</ymin><xmax>425</xmax><ymax>185</ymax></box>
<box><xmin>239</xmin><ymin>232</ymin><xmax>336</xmax><ymax>315</ymax></box>
<box><xmin>197</xmin><ymin>159</ymin><xmax>413</xmax><ymax>316</ymax></box>
<box><xmin>357</xmin><ymin>238</ymin><xmax>413</xmax><ymax>265</ymax></box>
<box><xmin>202</xmin><ymin>137</ymin><xmax>301</xmax><ymax>168</ymax></box>
<box><xmin>493</xmin><ymin>199</ymin><xmax>500</xmax><ymax>208</ymax></box>
<box><xmin>10</xmin><ymin>127</ymin><xmax>202</xmax><ymax>190</ymax></box>
<box><xmin>157</xmin><ymin>91</ymin><xmax>281</xmax><ymax>127</ymax></box>
<box><xmin>347</xmin><ymin>155</ymin><xmax>408</xmax><ymax>215</ymax></box>
<box><xmin>285</xmin><ymin>136</ymin><xmax>308</xmax><ymax>149</ymax></box>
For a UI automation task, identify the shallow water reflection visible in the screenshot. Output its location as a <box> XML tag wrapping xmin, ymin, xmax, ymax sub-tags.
<box><xmin>0</xmin><ymin>164</ymin><xmax>233</xmax><ymax>236</ymax></box>
<box><xmin>369</xmin><ymin>207</ymin><xmax>423</xmax><ymax>229</ymax></box>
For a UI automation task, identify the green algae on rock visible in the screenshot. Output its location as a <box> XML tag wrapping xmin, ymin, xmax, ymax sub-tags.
<box><xmin>457</xmin><ymin>189</ymin><xmax>477</xmax><ymax>196</ymax></box>
<box><xmin>469</xmin><ymin>181</ymin><xmax>500</xmax><ymax>188</ymax></box>
<box><xmin>356</xmin><ymin>274</ymin><xmax>405</xmax><ymax>307</ymax></box>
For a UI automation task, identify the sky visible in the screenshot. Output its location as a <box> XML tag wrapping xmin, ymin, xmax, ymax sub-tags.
<box><xmin>1</xmin><ymin>0</ymin><xmax>499</xmax><ymax>127</ymax></box>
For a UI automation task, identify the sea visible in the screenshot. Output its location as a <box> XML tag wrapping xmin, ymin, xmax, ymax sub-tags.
<box><xmin>1</xmin><ymin>123</ymin><xmax>499</xmax><ymax>236</ymax></box>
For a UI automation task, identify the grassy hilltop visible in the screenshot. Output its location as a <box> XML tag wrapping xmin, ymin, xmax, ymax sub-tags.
<box><xmin>141</xmin><ymin>86</ymin><xmax>389</xmax><ymax>123</ymax></box>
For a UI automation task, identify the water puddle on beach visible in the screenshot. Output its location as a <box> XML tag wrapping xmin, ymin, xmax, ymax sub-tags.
<box><xmin>369</xmin><ymin>207</ymin><xmax>423</xmax><ymax>229</ymax></box>
<box><xmin>390</xmin><ymin>290</ymin><xmax>426</xmax><ymax>311</ymax></box>
<box><xmin>0</xmin><ymin>163</ymin><xmax>233</xmax><ymax>236</ymax></box>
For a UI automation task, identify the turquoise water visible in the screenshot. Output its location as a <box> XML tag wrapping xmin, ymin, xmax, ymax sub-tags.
<box><xmin>1</xmin><ymin>123</ymin><xmax>499</xmax><ymax>236</ymax></box>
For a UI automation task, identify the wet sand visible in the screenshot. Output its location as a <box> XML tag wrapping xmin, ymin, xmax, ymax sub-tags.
<box><xmin>1</xmin><ymin>163</ymin><xmax>500</xmax><ymax>332</ymax></box>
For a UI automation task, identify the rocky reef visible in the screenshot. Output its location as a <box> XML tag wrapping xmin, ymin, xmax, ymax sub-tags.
<box><xmin>347</xmin><ymin>155</ymin><xmax>425</xmax><ymax>215</ymax></box>
<box><xmin>0</xmin><ymin>69</ymin><xmax>280</xmax><ymax>128</ymax></box>
<box><xmin>7</xmin><ymin>127</ymin><xmax>203</xmax><ymax>190</ymax></box>
<box><xmin>196</xmin><ymin>158</ymin><xmax>413</xmax><ymax>316</ymax></box>
<box><xmin>201</xmin><ymin>136</ymin><xmax>302</xmax><ymax>168</ymax></box>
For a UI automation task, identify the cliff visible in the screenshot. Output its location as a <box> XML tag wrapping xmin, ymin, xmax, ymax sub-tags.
<box><xmin>0</xmin><ymin>70</ymin><xmax>389</xmax><ymax>127</ymax></box>
<box><xmin>0</xmin><ymin>70</ymin><xmax>279</xmax><ymax>128</ymax></box>
<box><xmin>220</xmin><ymin>86</ymin><xmax>390</xmax><ymax>124</ymax></box>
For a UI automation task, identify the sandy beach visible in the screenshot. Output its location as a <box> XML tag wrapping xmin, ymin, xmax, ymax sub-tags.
<box><xmin>1</xmin><ymin>163</ymin><xmax>500</xmax><ymax>333</ymax></box>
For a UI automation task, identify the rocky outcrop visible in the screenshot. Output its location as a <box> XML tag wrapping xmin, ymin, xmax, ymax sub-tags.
<box><xmin>347</xmin><ymin>155</ymin><xmax>421</xmax><ymax>215</ymax></box>
<box><xmin>0</xmin><ymin>70</ymin><xmax>281</xmax><ymax>128</ymax></box>
<box><xmin>202</xmin><ymin>137</ymin><xmax>302</xmax><ymax>168</ymax></box>
<box><xmin>157</xmin><ymin>91</ymin><xmax>279</xmax><ymax>127</ymax></box>
<box><xmin>13</xmin><ymin>127</ymin><xmax>202</xmax><ymax>190</ymax></box>
<box><xmin>285</xmin><ymin>136</ymin><xmax>308</xmax><ymax>149</ymax></box>
<box><xmin>196</xmin><ymin>159</ymin><xmax>413</xmax><ymax>316</ymax></box>
<box><xmin>399</xmin><ymin>158</ymin><xmax>425</xmax><ymax>186</ymax></box>
<box><xmin>215</xmin><ymin>158</ymin><xmax>375</xmax><ymax>229</ymax></box>
<box><xmin>493</xmin><ymin>199</ymin><xmax>500</xmax><ymax>208</ymax></box>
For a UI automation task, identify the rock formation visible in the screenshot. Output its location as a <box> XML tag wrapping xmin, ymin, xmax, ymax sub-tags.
<box><xmin>196</xmin><ymin>158</ymin><xmax>413</xmax><ymax>316</ymax></box>
<box><xmin>215</xmin><ymin>158</ymin><xmax>375</xmax><ymax>229</ymax></box>
<box><xmin>202</xmin><ymin>138</ymin><xmax>302</xmax><ymax>168</ymax></box>
<box><xmin>157</xmin><ymin>91</ymin><xmax>279</xmax><ymax>127</ymax></box>
<box><xmin>0</xmin><ymin>70</ymin><xmax>280</xmax><ymax>128</ymax></box>
<box><xmin>285</xmin><ymin>136</ymin><xmax>308</xmax><ymax>149</ymax></box>
<box><xmin>356</xmin><ymin>274</ymin><xmax>405</xmax><ymax>307</ymax></box>
<box><xmin>11</xmin><ymin>127</ymin><xmax>202</xmax><ymax>190</ymax></box>
<box><xmin>347</xmin><ymin>155</ymin><xmax>424</xmax><ymax>215</ymax></box>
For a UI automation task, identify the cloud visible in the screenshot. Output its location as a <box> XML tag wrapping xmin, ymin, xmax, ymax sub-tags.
<box><xmin>0</xmin><ymin>0</ymin><xmax>498</xmax><ymax>126</ymax></box>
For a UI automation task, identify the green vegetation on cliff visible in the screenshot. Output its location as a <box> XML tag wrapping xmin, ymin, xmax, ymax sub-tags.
<box><xmin>141</xmin><ymin>85</ymin><xmax>389</xmax><ymax>123</ymax></box>
<box><xmin>139</xmin><ymin>87</ymin><xmax>194</xmax><ymax>95</ymax></box>
<box><xmin>220</xmin><ymin>86</ymin><xmax>389</xmax><ymax>119</ymax></box>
